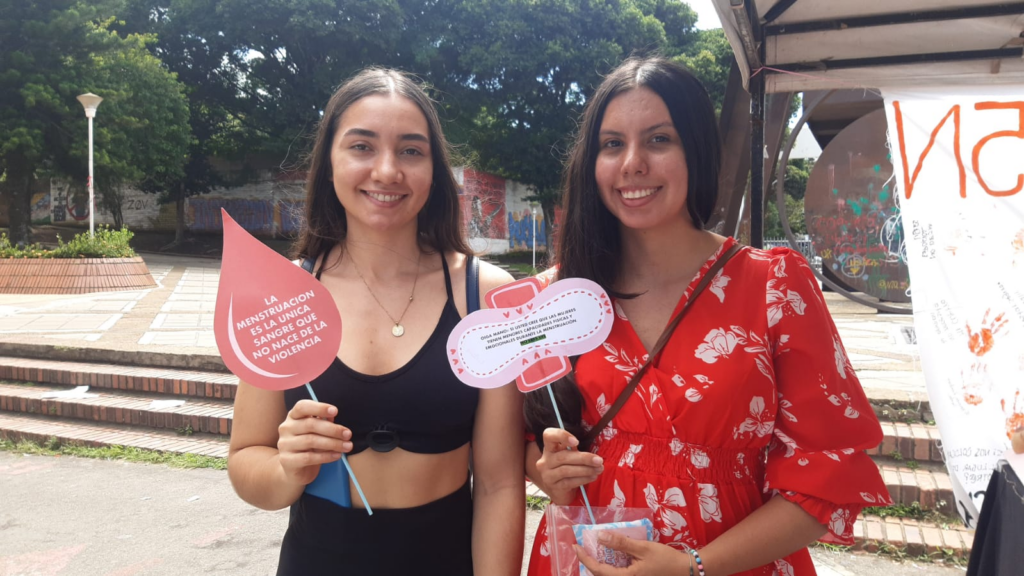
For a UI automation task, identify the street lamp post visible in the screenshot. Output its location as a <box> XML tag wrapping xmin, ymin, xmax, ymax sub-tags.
<box><xmin>76</xmin><ymin>93</ymin><xmax>103</xmax><ymax>237</ymax></box>
<box><xmin>531</xmin><ymin>204</ymin><xmax>538</xmax><ymax>272</ymax></box>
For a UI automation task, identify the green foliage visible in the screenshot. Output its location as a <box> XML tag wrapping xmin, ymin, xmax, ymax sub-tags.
<box><xmin>0</xmin><ymin>0</ymin><xmax>190</xmax><ymax>244</ymax></box>
<box><xmin>674</xmin><ymin>28</ymin><xmax>733</xmax><ymax>115</ymax></box>
<box><xmin>0</xmin><ymin>227</ymin><xmax>136</xmax><ymax>258</ymax></box>
<box><xmin>0</xmin><ymin>437</ymin><xmax>227</xmax><ymax>470</ymax></box>
<box><xmin>526</xmin><ymin>494</ymin><xmax>549</xmax><ymax>511</ymax></box>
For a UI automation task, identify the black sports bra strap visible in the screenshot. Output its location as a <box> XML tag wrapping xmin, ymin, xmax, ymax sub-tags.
<box><xmin>440</xmin><ymin>254</ymin><xmax>455</xmax><ymax>303</ymax></box>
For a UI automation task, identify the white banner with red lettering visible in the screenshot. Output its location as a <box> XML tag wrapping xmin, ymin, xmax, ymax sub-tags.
<box><xmin>882</xmin><ymin>86</ymin><xmax>1024</xmax><ymax>526</ymax></box>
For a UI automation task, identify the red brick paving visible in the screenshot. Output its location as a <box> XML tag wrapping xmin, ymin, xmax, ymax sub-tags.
<box><xmin>0</xmin><ymin>356</ymin><xmax>237</xmax><ymax>400</ymax></box>
<box><xmin>0</xmin><ymin>382</ymin><xmax>232</xmax><ymax>435</ymax></box>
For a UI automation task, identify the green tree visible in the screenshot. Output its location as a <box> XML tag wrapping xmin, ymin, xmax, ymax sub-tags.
<box><xmin>765</xmin><ymin>159</ymin><xmax>813</xmax><ymax>238</ymax></box>
<box><xmin>674</xmin><ymin>28</ymin><xmax>733</xmax><ymax>114</ymax></box>
<box><xmin>0</xmin><ymin>0</ymin><xmax>189</xmax><ymax>245</ymax></box>
<box><xmin>424</xmin><ymin>0</ymin><xmax>702</xmax><ymax>246</ymax></box>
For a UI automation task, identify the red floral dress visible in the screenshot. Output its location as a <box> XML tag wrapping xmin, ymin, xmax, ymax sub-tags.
<box><xmin>527</xmin><ymin>239</ymin><xmax>891</xmax><ymax>576</ymax></box>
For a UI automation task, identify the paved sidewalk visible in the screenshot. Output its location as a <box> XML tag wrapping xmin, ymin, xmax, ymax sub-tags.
<box><xmin>0</xmin><ymin>252</ymin><xmax>927</xmax><ymax>405</ymax></box>
<box><xmin>0</xmin><ymin>452</ymin><xmax>962</xmax><ymax>576</ymax></box>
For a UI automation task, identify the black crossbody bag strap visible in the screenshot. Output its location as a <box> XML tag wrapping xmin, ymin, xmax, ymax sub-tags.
<box><xmin>581</xmin><ymin>243</ymin><xmax>743</xmax><ymax>447</ymax></box>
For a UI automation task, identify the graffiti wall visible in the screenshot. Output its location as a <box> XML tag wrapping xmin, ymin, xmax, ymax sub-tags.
<box><xmin>505</xmin><ymin>180</ymin><xmax>546</xmax><ymax>251</ymax></box>
<box><xmin>805</xmin><ymin>109</ymin><xmax>912</xmax><ymax>302</ymax></box>
<box><xmin>186</xmin><ymin>177</ymin><xmax>304</xmax><ymax>236</ymax></box>
<box><xmin>27</xmin><ymin>166</ymin><xmax>529</xmax><ymax>255</ymax></box>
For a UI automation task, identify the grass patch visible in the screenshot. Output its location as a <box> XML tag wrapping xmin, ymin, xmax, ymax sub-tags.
<box><xmin>527</xmin><ymin>493</ymin><xmax>549</xmax><ymax>511</ymax></box>
<box><xmin>490</xmin><ymin>250</ymin><xmax>549</xmax><ymax>266</ymax></box>
<box><xmin>507</xmin><ymin>263</ymin><xmax>540</xmax><ymax>277</ymax></box>
<box><xmin>0</xmin><ymin>227</ymin><xmax>137</xmax><ymax>259</ymax></box>
<box><xmin>873</xmin><ymin>541</ymin><xmax>967</xmax><ymax>567</ymax></box>
<box><xmin>862</xmin><ymin>501</ymin><xmax>961</xmax><ymax>527</ymax></box>
<box><xmin>813</xmin><ymin>542</ymin><xmax>852</xmax><ymax>553</ymax></box>
<box><xmin>0</xmin><ymin>437</ymin><xmax>226</xmax><ymax>470</ymax></box>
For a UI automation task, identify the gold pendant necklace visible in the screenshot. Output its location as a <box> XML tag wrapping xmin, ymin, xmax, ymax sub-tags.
<box><xmin>350</xmin><ymin>250</ymin><xmax>421</xmax><ymax>337</ymax></box>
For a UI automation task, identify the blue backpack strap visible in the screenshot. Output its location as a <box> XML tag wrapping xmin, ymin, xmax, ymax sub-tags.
<box><xmin>300</xmin><ymin>257</ymin><xmax>316</xmax><ymax>274</ymax></box>
<box><xmin>466</xmin><ymin>255</ymin><xmax>481</xmax><ymax>313</ymax></box>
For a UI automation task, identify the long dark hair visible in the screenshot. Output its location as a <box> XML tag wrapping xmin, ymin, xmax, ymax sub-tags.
<box><xmin>525</xmin><ymin>56</ymin><xmax>722</xmax><ymax>449</ymax></box>
<box><xmin>293</xmin><ymin>68</ymin><xmax>471</xmax><ymax>261</ymax></box>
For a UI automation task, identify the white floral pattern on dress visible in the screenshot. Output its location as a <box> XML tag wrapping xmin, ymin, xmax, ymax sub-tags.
<box><xmin>833</xmin><ymin>336</ymin><xmax>851</xmax><ymax>379</ymax></box>
<box><xmin>697</xmin><ymin>483</ymin><xmax>723</xmax><ymax>523</ymax></box>
<box><xmin>691</xmin><ymin>448</ymin><xmax>710</xmax><ymax>469</ymax></box>
<box><xmin>774</xmin><ymin>558</ymin><xmax>795</xmax><ymax>576</ymax></box>
<box><xmin>670</xmin><ymin>438</ymin><xmax>685</xmax><ymax>456</ymax></box>
<box><xmin>695</xmin><ymin>328</ymin><xmax>741</xmax><ymax>363</ymax></box>
<box><xmin>766</xmin><ymin>280</ymin><xmax>808</xmax><ymax>328</ymax></box>
<box><xmin>618</xmin><ymin>444</ymin><xmax>643</xmax><ymax>468</ymax></box>
<box><xmin>709</xmin><ymin>270</ymin><xmax>731</xmax><ymax>303</ymax></box>
<box><xmin>733</xmin><ymin>396</ymin><xmax>775</xmax><ymax>439</ymax></box>
<box><xmin>644</xmin><ymin>483</ymin><xmax>688</xmax><ymax>540</ymax></box>
<box><xmin>820</xmin><ymin>376</ymin><xmax>861</xmax><ymax>419</ymax></box>
<box><xmin>829</xmin><ymin>507</ymin><xmax>852</xmax><ymax>537</ymax></box>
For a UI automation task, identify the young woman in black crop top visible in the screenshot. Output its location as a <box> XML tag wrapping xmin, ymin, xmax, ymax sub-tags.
<box><xmin>227</xmin><ymin>68</ymin><xmax>525</xmax><ymax>576</ymax></box>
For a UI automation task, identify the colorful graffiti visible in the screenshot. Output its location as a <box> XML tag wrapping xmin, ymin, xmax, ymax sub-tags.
<box><xmin>67</xmin><ymin>188</ymin><xmax>90</xmax><ymax>221</ymax></box>
<box><xmin>189</xmin><ymin>198</ymin><xmax>276</xmax><ymax>235</ymax></box>
<box><xmin>805</xmin><ymin>109</ymin><xmax>911</xmax><ymax>302</ymax></box>
<box><xmin>508</xmin><ymin>209</ymin><xmax>546</xmax><ymax>250</ymax></box>
<box><xmin>460</xmin><ymin>168</ymin><xmax>507</xmax><ymax>239</ymax></box>
<box><xmin>30</xmin><ymin>193</ymin><xmax>51</xmax><ymax>224</ymax></box>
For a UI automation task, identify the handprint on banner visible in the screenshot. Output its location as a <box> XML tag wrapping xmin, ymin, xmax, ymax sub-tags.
<box><xmin>966</xmin><ymin>309</ymin><xmax>1008</xmax><ymax>357</ymax></box>
<box><xmin>960</xmin><ymin>362</ymin><xmax>992</xmax><ymax>407</ymax></box>
<box><xmin>1001</xmin><ymin>390</ymin><xmax>1024</xmax><ymax>440</ymax></box>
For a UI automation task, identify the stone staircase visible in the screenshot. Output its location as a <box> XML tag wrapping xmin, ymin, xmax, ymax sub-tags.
<box><xmin>0</xmin><ymin>346</ymin><xmax>973</xmax><ymax>560</ymax></box>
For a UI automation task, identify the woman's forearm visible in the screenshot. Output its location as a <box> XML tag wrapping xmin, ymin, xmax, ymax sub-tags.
<box><xmin>699</xmin><ymin>496</ymin><xmax>827</xmax><ymax>576</ymax></box>
<box><xmin>227</xmin><ymin>446</ymin><xmax>306</xmax><ymax>511</ymax></box>
<box><xmin>472</xmin><ymin>481</ymin><xmax>525</xmax><ymax>576</ymax></box>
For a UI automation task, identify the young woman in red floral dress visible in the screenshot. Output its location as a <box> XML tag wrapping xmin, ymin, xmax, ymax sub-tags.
<box><xmin>523</xmin><ymin>57</ymin><xmax>891</xmax><ymax>576</ymax></box>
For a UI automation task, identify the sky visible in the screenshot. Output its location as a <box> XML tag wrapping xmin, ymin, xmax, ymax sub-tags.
<box><xmin>688</xmin><ymin>0</ymin><xmax>724</xmax><ymax>30</ymax></box>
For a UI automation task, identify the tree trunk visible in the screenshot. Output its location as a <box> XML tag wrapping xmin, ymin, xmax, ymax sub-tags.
<box><xmin>3</xmin><ymin>157</ymin><xmax>33</xmax><ymax>247</ymax></box>
<box><xmin>175</xmin><ymin>186</ymin><xmax>186</xmax><ymax>244</ymax></box>
<box><xmin>542</xmin><ymin>201</ymin><xmax>556</xmax><ymax>254</ymax></box>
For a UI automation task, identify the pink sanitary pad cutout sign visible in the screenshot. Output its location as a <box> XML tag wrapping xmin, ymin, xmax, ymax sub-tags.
<box><xmin>447</xmin><ymin>277</ymin><xmax>614</xmax><ymax>391</ymax></box>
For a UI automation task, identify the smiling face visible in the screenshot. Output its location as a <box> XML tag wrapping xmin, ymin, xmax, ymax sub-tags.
<box><xmin>594</xmin><ymin>87</ymin><xmax>693</xmax><ymax>232</ymax></box>
<box><xmin>330</xmin><ymin>94</ymin><xmax>433</xmax><ymax>233</ymax></box>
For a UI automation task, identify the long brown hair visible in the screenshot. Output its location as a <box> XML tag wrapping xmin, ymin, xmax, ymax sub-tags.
<box><xmin>293</xmin><ymin>68</ymin><xmax>471</xmax><ymax>261</ymax></box>
<box><xmin>525</xmin><ymin>56</ymin><xmax>722</xmax><ymax>449</ymax></box>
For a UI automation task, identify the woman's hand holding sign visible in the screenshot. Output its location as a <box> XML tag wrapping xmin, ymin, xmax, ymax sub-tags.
<box><xmin>277</xmin><ymin>399</ymin><xmax>354</xmax><ymax>486</ymax></box>
<box><xmin>533</xmin><ymin>428</ymin><xmax>604</xmax><ymax>505</ymax></box>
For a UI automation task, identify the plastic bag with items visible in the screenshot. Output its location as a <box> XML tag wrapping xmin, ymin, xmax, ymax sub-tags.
<box><xmin>545</xmin><ymin>504</ymin><xmax>656</xmax><ymax>576</ymax></box>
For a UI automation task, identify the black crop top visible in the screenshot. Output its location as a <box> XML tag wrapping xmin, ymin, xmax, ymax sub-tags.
<box><xmin>283</xmin><ymin>254</ymin><xmax>479</xmax><ymax>455</ymax></box>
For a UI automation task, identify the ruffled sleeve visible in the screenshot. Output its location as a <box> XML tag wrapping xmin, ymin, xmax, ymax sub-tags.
<box><xmin>762</xmin><ymin>249</ymin><xmax>892</xmax><ymax>545</ymax></box>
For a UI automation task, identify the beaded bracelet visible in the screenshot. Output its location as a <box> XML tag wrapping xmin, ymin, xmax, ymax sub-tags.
<box><xmin>688</xmin><ymin>549</ymin><xmax>706</xmax><ymax>576</ymax></box>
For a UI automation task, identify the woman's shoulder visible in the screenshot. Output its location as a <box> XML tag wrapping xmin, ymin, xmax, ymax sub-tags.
<box><xmin>444</xmin><ymin>251</ymin><xmax>514</xmax><ymax>295</ymax></box>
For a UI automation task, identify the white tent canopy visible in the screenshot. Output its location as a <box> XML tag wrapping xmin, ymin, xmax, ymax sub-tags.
<box><xmin>711</xmin><ymin>0</ymin><xmax>1024</xmax><ymax>93</ymax></box>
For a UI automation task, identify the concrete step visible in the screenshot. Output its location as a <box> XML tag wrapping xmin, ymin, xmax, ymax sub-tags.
<box><xmin>0</xmin><ymin>411</ymin><xmax>228</xmax><ymax>458</ymax></box>
<box><xmin>872</xmin><ymin>457</ymin><xmax>955</xmax><ymax>516</ymax></box>
<box><xmin>0</xmin><ymin>382</ymin><xmax>233</xmax><ymax>436</ymax></box>
<box><xmin>0</xmin><ymin>342</ymin><xmax>227</xmax><ymax>372</ymax></box>
<box><xmin>868</xmin><ymin>421</ymin><xmax>943</xmax><ymax>463</ymax></box>
<box><xmin>0</xmin><ymin>355</ymin><xmax>238</xmax><ymax>400</ymax></box>
<box><xmin>852</xmin><ymin>516</ymin><xmax>972</xmax><ymax>559</ymax></box>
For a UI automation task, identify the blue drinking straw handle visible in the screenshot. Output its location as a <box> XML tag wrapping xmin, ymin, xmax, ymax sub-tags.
<box><xmin>547</xmin><ymin>385</ymin><xmax>597</xmax><ymax>524</ymax></box>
